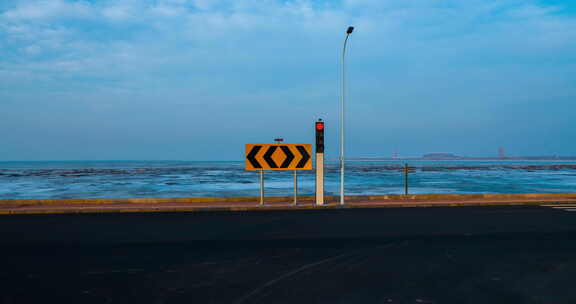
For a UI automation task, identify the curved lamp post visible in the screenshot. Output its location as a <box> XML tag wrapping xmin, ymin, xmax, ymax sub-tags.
<box><xmin>340</xmin><ymin>26</ymin><xmax>354</xmax><ymax>206</ymax></box>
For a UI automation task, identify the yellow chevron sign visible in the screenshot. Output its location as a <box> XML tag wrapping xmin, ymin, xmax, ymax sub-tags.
<box><xmin>245</xmin><ymin>144</ymin><xmax>312</xmax><ymax>171</ymax></box>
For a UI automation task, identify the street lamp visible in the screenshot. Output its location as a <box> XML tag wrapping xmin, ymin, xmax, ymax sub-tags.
<box><xmin>340</xmin><ymin>26</ymin><xmax>354</xmax><ymax>206</ymax></box>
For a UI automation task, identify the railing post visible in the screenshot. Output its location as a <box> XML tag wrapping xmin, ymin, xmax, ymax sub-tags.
<box><xmin>404</xmin><ymin>163</ymin><xmax>409</xmax><ymax>195</ymax></box>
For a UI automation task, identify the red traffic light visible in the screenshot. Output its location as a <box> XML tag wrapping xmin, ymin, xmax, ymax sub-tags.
<box><xmin>315</xmin><ymin>122</ymin><xmax>324</xmax><ymax>131</ymax></box>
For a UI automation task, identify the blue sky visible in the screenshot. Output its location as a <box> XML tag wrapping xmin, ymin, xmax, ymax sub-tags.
<box><xmin>1</xmin><ymin>0</ymin><xmax>575</xmax><ymax>160</ymax></box>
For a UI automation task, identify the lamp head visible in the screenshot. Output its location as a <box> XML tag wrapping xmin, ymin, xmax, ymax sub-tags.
<box><xmin>346</xmin><ymin>26</ymin><xmax>354</xmax><ymax>34</ymax></box>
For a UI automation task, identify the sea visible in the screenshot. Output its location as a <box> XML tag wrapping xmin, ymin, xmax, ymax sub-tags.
<box><xmin>1</xmin><ymin>160</ymin><xmax>576</xmax><ymax>200</ymax></box>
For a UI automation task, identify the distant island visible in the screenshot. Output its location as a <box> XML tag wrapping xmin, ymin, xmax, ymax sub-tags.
<box><xmin>343</xmin><ymin>152</ymin><xmax>576</xmax><ymax>161</ymax></box>
<box><xmin>422</xmin><ymin>153</ymin><xmax>460</xmax><ymax>159</ymax></box>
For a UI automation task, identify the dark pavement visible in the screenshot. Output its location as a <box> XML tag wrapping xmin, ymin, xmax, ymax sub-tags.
<box><xmin>1</xmin><ymin>205</ymin><xmax>576</xmax><ymax>303</ymax></box>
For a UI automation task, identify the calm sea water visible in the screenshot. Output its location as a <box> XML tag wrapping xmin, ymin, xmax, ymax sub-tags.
<box><xmin>1</xmin><ymin>160</ymin><xmax>576</xmax><ymax>199</ymax></box>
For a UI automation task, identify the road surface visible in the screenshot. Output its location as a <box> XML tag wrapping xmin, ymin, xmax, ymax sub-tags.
<box><xmin>2</xmin><ymin>205</ymin><xmax>576</xmax><ymax>303</ymax></box>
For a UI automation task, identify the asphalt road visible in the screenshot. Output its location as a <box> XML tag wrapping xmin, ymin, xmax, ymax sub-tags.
<box><xmin>2</xmin><ymin>205</ymin><xmax>576</xmax><ymax>303</ymax></box>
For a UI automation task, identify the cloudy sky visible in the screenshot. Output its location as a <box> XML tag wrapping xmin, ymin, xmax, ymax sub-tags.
<box><xmin>1</xmin><ymin>0</ymin><xmax>575</xmax><ymax>160</ymax></box>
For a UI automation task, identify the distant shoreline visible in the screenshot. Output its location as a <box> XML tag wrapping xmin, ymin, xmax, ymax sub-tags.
<box><xmin>335</xmin><ymin>158</ymin><xmax>576</xmax><ymax>161</ymax></box>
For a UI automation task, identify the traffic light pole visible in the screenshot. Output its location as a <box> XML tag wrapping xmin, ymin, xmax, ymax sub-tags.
<box><xmin>315</xmin><ymin>119</ymin><xmax>325</xmax><ymax>206</ymax></box>
<box><xmin>315</xmin><ymin>153</ymin><xmax>324</xmax><ymax>205</ymax></box>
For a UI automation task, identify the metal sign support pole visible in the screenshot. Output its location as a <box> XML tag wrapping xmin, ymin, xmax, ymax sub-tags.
<box><xmin>293</xmin><ymin>170</ymin><xmax>298</xmax><ymax>206</ymax></box>
<box><xmin>260</xmin><ymin>171</ymin><xmax>264</xmax><ymax>206</ymax></box>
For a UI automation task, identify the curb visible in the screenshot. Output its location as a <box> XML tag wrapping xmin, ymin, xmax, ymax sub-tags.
<box><xmin>3</xmin><ymin>193</ymin><xmax>576</xmax><ymax>207</ymax></box>
<box><xmin>1</xmin><ymin>198</ymin><xmax>576</xmax><ymax>215</ymax></box>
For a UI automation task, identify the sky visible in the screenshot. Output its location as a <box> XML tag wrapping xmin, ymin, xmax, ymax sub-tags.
<box><xmin>1</xmin><ymin>0</ymin><xmax>575</xmax><ymax>161</ymax></box>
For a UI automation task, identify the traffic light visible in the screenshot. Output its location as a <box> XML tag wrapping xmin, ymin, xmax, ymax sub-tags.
<box><xmin>315</xmin><ymin>119</ymin><xmax>324</xmax><ymax>153</ymax></box>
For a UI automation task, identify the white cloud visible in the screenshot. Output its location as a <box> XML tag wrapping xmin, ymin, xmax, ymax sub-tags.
<box><xmin>192</xmin><ymin>0</ymin><xmax>222</xmax><ymax>10</ymax></box>
<box><xmin>2</xmin><ymin>0</ymin><xmax>92</xmax><ymax>20</ymax></box>
<box><xmin>507</xmin><ymin>4</ymin><xmax>560</xmax><ymax>18</ymax></box>
<box><xmin>0</xmin><ymin>0</ymin><xmax>575</xmax><ymax>99</ymax></box>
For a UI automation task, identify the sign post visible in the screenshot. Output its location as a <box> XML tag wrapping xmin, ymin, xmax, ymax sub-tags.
<box><xmin>293</xmin><ymin>171</ymin><xmax>298</xmax><ymax>205</ymax></box>
<box><xmin>315</xmin><ymin>119</ymin><xmax>325</xmax><ymax>206</ymax></box>
<box><xmin>260</xmin><ymin>171</ymin><xmax>264</xmax><ymax>205</ymax></box>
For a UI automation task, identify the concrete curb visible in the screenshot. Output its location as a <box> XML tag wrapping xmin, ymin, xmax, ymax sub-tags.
<box><xmin>3</xmin><ymin>193</ymin><xmax>576</xmax><ymax>207</ymax></box>
<box><xmin>1</xmin><ymin>196</ymin><xmax>576</xmax><ymax>215</ymax></box>
<box><xmin>0</xmin><ymin>196</ymin><xmax>314</xmax><ymax>206</ymax></box>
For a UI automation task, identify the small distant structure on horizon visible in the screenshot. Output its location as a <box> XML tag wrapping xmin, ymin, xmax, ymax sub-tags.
<box><xmin>392</xmin><ymin>149</ymin><xmax>399</xmax><ymax>160</ymax></box>
<box><xmin>422</xmin><ymin>152</ymin><xmax>461</xmax><ymax>159</ymax></box>
<box><xmin>498</xmin><ymin>147</ymin><xmax>506</xmax><ymax>159</ymax></box>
